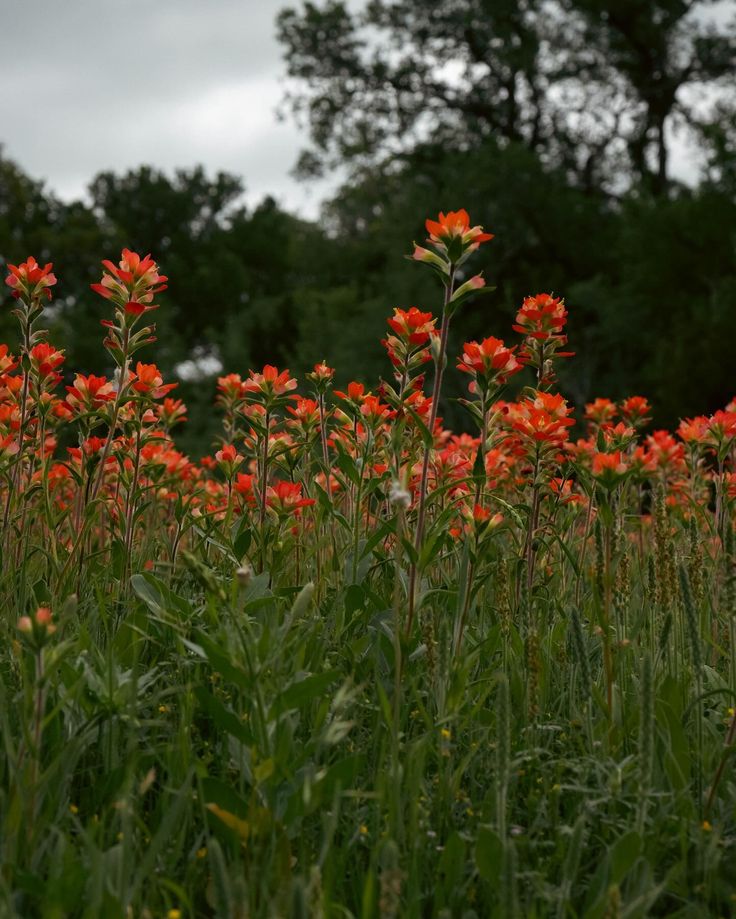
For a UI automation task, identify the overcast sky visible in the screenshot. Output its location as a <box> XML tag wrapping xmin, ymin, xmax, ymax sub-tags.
<box><xmin>2</xmin><ymin>0</ymin><xmax>733</xmax><ymax>220</ymax></box>
<box><xmin>1</xmin><ymin>0</ymin><xmax>336</xmax><ymax>217</ymax></box>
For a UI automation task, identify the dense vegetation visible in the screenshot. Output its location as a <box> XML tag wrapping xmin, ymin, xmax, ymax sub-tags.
<box><xmin>2</xmin><ymin>2</ymin><xmax>736</xmax><ymax>915</ymax></box>
<box><xmin>0</xmin><ymin>212</ymin><xmax>735</xmax><ymax>915</ymax></box>
<box><xmin>2</xmin><ymin>4</ymin><xmax>736</xmax><ymax>446</ymax></box>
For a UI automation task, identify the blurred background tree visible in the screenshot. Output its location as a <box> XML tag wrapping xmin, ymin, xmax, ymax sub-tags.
<box><xmin>1</xmin><ymin>0</ymin><xmax>735</xmax><ymax>453</ymax></box>
<box><xmin>276</xmin><ymin>0</ymin><xmax>736</xmax><ymax>425</ymax></box>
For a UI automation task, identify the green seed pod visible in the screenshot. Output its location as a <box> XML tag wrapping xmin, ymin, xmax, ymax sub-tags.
<box><xmin>637</xmin><ymin>652</ymin><xmax>654</xmax><ymax>832</ymax></box>
<box><xmin>570</xmin><ymin>606</ymin><xmax>592</xmax><ymax>700</ymax></box>
<box><xmin>679</xmin><ymin>565</ymin><xmax>702</xmax><ymax>673</ymax></box>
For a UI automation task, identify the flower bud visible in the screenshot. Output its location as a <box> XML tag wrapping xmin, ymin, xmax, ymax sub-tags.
<box><xmin>389</xmin><ymin>480</ymin><xmax>412</xmax><ymax>509</ymax></box>
<box><xmin>236</xmin><ymin>563</ymin><xmax>253</xmax><ymax>588</ymax></box>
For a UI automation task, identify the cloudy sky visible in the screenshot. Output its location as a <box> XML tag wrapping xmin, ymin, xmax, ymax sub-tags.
<box><xmin>2</xmin><ymin>0</ymin><xmax>733</xmax><ymax>219</ymax></box>
<box><xmin>1</xmin><ymin>0</ymin><xmax>336</xmax><ymax>217</ymax></box>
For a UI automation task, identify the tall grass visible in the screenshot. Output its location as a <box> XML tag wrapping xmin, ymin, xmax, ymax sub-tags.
<box><xmin>1</xmin><ymin>226</ymin><xmax>735</xmax><ymax>916</ymax></box>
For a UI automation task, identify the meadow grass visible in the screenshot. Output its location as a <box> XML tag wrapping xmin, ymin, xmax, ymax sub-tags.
<box><xmin>1</xmin><ymin>224</ymin><xmax>736</xmax><ymax>917</ymax></box>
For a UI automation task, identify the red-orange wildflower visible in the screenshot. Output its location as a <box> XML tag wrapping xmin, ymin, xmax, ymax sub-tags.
<box><xmin>29</xmin><ymin>343</ymin><xmax>64</xmax><ymax>381</ymax></box>
<box><xmin>215</xmin><ymin>443</ymin><xmax>243</xmax><ymax>476</ymax></box>
<box><xmin>585</xmin><ymin>398</ymin><xmax>617</xmax><ymax>427</ymax></box>
<box><xmin>360</xmin><ymin>394</ymin><xmax>396</xmax><ymax>425</ymax></box>
<box><xmin>334</xmin><ymin>381</ymin><xmax>367</xmax><ymax>404</ymax></box>
<box><xmin>266</xmin><ymin>480</ymin><xmax>316</xmax><ymax>515</ymax></box>
<box><xmin>234</xmin><ymin>472</ymin><xmax>257</xmax><ymax>505</ymax></box>
<box><xmin>307</xmin><ymin>361</ymin><xmax>336</xmax><ymax>393</ymax></box>
<box><xmin>0</xmin><ymin>345</ymin><xmax>18</xmax><ymax>375</ymax></box>
<box><xmin>387</xmin><ymin>307</ymin><xmax>436</xmax><ymax>345</ymax></box>
<box><xmin>600</xmin><ymin>422</ymin><xmax>636</xmax><ymax>451</ymax></box>
<box><xmin>507</xmin><ymin>393</ymin><xmax>574</xmax><ymax>448</ymax></box>
<box><xmin>513</xmin><ymin>293</ymin><xmax>567</xmax><ymax>341</ymax></box>
<box><xmin>457</xmin><ymin>336</ymin><xmax>523</xmax><ymax>388</ymax></box>
<box><xmin>0</xmin><ymin>433</ymin><xmax>19</xmax><ymax>459</ymax></box>
<box><xmin>287</xmin><ymin>397</ymin><xmax>320</xmax><ymax>425</ymax></box>
<box><xmin>725</xmin><ymin>472</ymin><xmax>736</xmax><ymax>501</ymax></box>
<box><xmin>18</xmin><ymin>606</ymin><xmax>56</xmax><ymax>645</ymax></box>
<box><xmin>704</xmin><ymin>410</ymin><xmax>736</xmax><ymax>458</ymax></box>
<box><xmin>591</xmin><ymin>451</ymin><xmax>630</xmax><ymax>489</ymax></box>
<box><xmin>217</xmin><ymin>373</ymin><xmax>246</xmax><ymax>400</ymax></box>
<box><xmin>158</xmin><ymin>398</ymin><xmax>188</xmax><ymax>428</ymax></box>
<box><xmin>450</xmin><ymin>503</ymin><xmax>504</xmax><ymax>539</ymax></box>
<box><xmin>619</xmin><ymin>396</ymin><xmax>651</xmax><ymax>428</ymax></box>
<box><xmin>5</xmin><ymin>257</ymin><xmax>57</xmax><ymax>302</ymax></box>
<box><xmin>678</xmin><ymin>416</ymin><xmax>709</xmax><ymax>445</ymax></box>
<box><xmin>91</xmin><ymin>248</ymin><xmax>167</xmax><ymax>314</ymax></box>
<box><xmin>242</xmin><ymin>365</ymin><xmax>297</xmax><ymax>398</ymax></box>
<box><xmin>645</xmin><ymin>430</ymin><xmax>685</xmax><ymax>472</ymax></box>
<box><xmin>424</xmin><ymin>210</ymin><xmax>493</xmax><ymax>250</ymax></box>
<box><xmin>131</xmin><ymin>363</ymin><xmax>177</xmax><ymax>399</ymax></box>
<box><xmin>65</xmin><ymin>374</ymin><xmax>116</xmax><ymax>414</ymax></box>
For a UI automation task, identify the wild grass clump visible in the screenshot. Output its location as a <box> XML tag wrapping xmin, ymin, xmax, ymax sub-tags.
<box><xmin>1</xmin><ymin>214</ymin><xmax>736</xmax><ymax>916</ymax></box>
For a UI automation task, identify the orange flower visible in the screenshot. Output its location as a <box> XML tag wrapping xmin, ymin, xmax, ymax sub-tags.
<box><xmin>600</xmin><ymin>421</ymin><xmax>636</xmax><ymax>451</ymax></box>
<box><xmin>5</xmin><ymin>257</ymin><xmax>57</xmax><ymax>302</ymax></box>
<box><xmin>234</xmin><ymin>472</ymin><xmax>257</xmax><ymax>505</ymax></box>
<box><xmin>0</xmin><ymin>404</ymin><xmax>21</xmax><ymax>432</ymax></box>
<box><xmin>360</xmin><ymin>394</ymin><xmax>396</xmax><ymax>425</ymax></box>
<box><xmin>424</xmin><ymin>210</ymin><xmax>493</xmax><ymax>250</ymax></box>
<box><xmin>0</xmin><ymin>433</ymin><xmax>19</xmax><ymax>459</ymax></box>
<box><xmin>644</xmin><ymin>430</ymin><xmax>685</xmax><ymax>472</ymax></box>
<box><xmin>158</xmin><ymin>398</ymin><xmax>188</xmax><ymax>428</ymax></box>
<box><xmin>513</xmin><ymin>293</ymin><xmax>567</xmax><ymax>341</ymax></box>
<box><xmin>65</xmin><ymin>374</ymin><xmax>116</xmax><ymax>413</ymax></box>
<box><xmin>266</xmin><ymin>480</ymin><xmax>316</xmax><ymax>515</ymax></box>
<box><xmin>678</xmin><ymin>416</ymin><xmax>709</xmax><ymax>445</ymax></box>
<box><xmin>0</xmin><ymin>345</ymin><xmax>18</xmax><ymax>375</ymax></box>
<box><xmin>387</xmin><ymin>307</ymin><xmax>436</xmax><ymax>345</ymax></box>
<box><xmin>91</xmin><ymin>248</ymin><xmax>167</xmax><ymax>315</ymax></box>
<box><xmin>311</xmin><ymin>361</ymin><xmax>335</xmax><ymax>381</ymax></box>
<box><xmin>585</xmin><ymin>398</ymin><xmax>617</xmax><ymax>427</ymax></box>
<box><xmin>131</xmin><ymin>363</ymin><xmax>177</xmax><ymax>399</ymax></box>
<box><xmin>82</xmin><ymin>436</ymin><xmax>108</xmax><ymax>457</ymax></box>
<box><xmin>29</xmin><ymin>343</ymin><xmax>65</xmax><ymax>381</ymax></box>
<box><xmin>619</xmin><ymin>396</ymin><xmax>651</xmax><ymax>428</ymax></box>
<box><xmin>18</xmin><ymin>606</ymin><xmax>56</xmax><ymax>645</ymax></box>
<box><xmin>591</xmin><ymin>451</ymin><xmax>630</xmax><ymax>489</ymax></box>
<box><xmin>217</xmin><ymin>373</ymin><xmax>246</xmax><ymax>400</ymax></box>
<box><xmin>334</xmin><ymin>381</ymin><xmax>366</xmax><ymax>404</ymax></box>
<box><xmin>307</xmin><ymin>361</ymin><xmax>335</xmax><ymax>393</ymax></box>
<box><xmin>704</xmin><ymin>410</ymin><xmax>736</xmax><ymax>457</ymax></box>
<box><xmin>457</xmin><ymin>336</ymin><xmax>523</xmax><ymax>388</ymax></box>
<box><xmin>287</xmin><ymin>397</ymin><xmax>320</xmax><ymax>427</ymax></box>
<box><xmin>242</xmin><ymin>365</ymin><xmax>297</xmax><ymax>398</ymax></box>
<box><xmin>402</xmin><ymin>389</ymin><xmax>433</xmax><ymax>421</ymax></box>
<box><xmin>451</xmin><ymin>503</ymin><xmax>504</xmax><ymax>539</ymax></box>
<box><xmin>725</xmin><ymin>472</ymin><xmax>736</xmax><ymax>501</ymax></box>
<box><xmin>215</xmin><ymin>443</ymin><xmax>244</xmax><ymax>476</ymax></box>
<box><xmin>549</xmin><ymin>477</ymin><xmax>584</xmax><ymax>506</ymax></box>
<box><xmin>507</xmin><ymin>393</ymin><xmax>574</xmax><ymax>448</ymax></box>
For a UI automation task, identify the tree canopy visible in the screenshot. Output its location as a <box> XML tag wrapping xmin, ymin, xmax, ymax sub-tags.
<box><xmin>1</xmin><ymin>1</ymin><xmax>735</xmax><ymax>453</ymax></box>
<box><xmin>277</xmin><ymin>0</ymin><xmax>736</xmax><ymax>194</ymax></box>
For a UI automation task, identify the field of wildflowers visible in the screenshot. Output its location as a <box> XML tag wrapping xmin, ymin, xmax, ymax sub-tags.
<box><xmin>1</xmin><ymin>210</ymin><xmax>735</xmax><ymax>917</ymax></box>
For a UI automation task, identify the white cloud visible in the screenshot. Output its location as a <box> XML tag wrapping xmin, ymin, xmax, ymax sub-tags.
<box><xmin>0</xmin><ymin>0</ymin><xmax>335</xmax><ymax>217</ymax></box>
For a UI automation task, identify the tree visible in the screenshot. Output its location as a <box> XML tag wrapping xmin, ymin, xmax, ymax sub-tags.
<box><xmin>278</xmin><ymin>0</ymin><xmax>736</xmax><ymax>195</ymax></box>
<box><xmin>276</xmin><ymin>1</ymin><xmax>736</xmax><ymax>427</ymax></box>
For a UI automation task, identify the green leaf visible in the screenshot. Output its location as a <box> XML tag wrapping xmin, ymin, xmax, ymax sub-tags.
<box><xmin>194</xmin><ymin>685</ymin><xmax>253</xmax><ymax>744</ymax></box>
<box><xmin>130</xmin><ymin>573</ymin><xmax>163</xmax><ymax>613</ymax></box>
<box><xmin>130</xmin><ymin>772</ymin><xmax>193</xmax><ymax>900</ymax></box>
<box><xmin>438</xmin><ymin>830</ymin><xmax>466</xmax><ymax>894</ymax></box>
<box><xmin>191</xmin><ymin>631</ymin><xmax>251</xmax><ymax>690</ymax></box>
<box><xmin>271</xmin><ymin>670</ymin><xmax>340</xmax><ymax>716</ymax></box>
<box><xmin>609</xmin><ymin>831</ymin><xmax>641</xmax><ymax>885</ymax></box>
